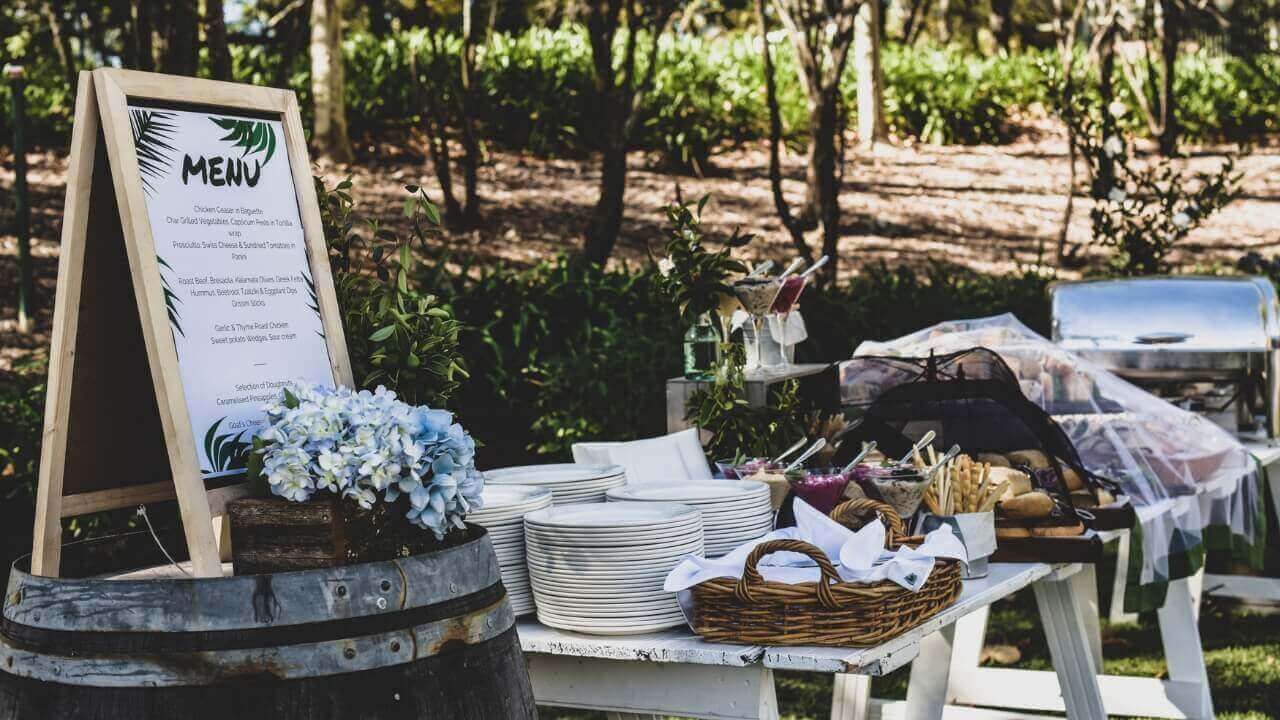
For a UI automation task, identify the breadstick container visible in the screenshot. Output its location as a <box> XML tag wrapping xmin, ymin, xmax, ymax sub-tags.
<box><xmin>920</xmin><ymin>511</ymin><xmax>996</xmax><ymax>579</ymax></box>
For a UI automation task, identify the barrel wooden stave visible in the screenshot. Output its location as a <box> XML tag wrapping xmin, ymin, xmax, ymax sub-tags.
<box><xmin>0</xmin><ymin>526</ymin><xmax>537</xmax><ymax>720</ymax></box>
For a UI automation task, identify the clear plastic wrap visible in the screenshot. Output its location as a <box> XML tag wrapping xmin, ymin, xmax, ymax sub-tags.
<box><xmin>844</xmin><ymin>313</ymin><xmax>1263</xmax><ymax>608</ymax></box>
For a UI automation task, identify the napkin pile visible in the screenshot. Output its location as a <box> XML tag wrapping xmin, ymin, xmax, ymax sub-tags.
<box><xmin>665</xmin><ymin>498</ymin><xmax>967</xmax><ymax>594</ymax></box>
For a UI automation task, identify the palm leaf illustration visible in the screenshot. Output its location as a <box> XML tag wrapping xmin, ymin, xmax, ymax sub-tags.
<box><xmin>302</xmin><ymin>266</ymin><xmax>326</xmax><ymax>339</ymax></box>
<box><xmin>201</xmin><ymin>417</ymin><xmax>253</xmax><ymax>475</ymax></box>
<box><xmin>211</xmin><ymin>117</ymin><xmax>277</xmax><ymax>165</ymax></box>
<box><xmin>156</xmin><ymin>255</ymin><xmax>185</xmax><ymax>338</ymax></box>
<box><xmin>130</xmin><ymin>109</ymin><xmax>179</xmax><ymax>197</ymax></box>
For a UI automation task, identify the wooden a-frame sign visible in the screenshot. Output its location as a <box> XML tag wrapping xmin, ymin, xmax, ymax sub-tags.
<box><xmin>33</xmin><ymin>69</ymin><xmax>353</xmax><ymax>577</ymax></box>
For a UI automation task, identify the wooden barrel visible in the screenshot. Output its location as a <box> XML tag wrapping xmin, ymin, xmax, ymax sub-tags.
<box><xmin>0</xmin><ymin>525</ymin><xmax>537</xmax><ymax>719</ymax></box>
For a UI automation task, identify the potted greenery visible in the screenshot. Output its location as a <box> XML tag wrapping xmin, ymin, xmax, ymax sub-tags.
<box><xmin>655</xmin><ymin>196</ymin><xmax>752</xmax><ymax>379</ymax></box>
<box><xmin>229</xmin><ymin>381</ymin><xmax>483</xmax><ymax>574</ymax></box>
<box><xmin>227</xmin><ymin>181</ymin><xmax>480</xmax><ymax>574</ymax></box>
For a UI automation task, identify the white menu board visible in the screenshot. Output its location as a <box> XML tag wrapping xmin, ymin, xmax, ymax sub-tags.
<box><xmin>127</xmin><ymin>102</ymin><xmax>335</xmax><ymax>478</ymax></box>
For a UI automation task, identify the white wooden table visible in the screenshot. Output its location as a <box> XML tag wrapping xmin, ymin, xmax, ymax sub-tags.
<box><xmin>518</xmin><ymin>561</ymin><xmax>1106</xmax><ymax>720</ymax></box>
<box><xmin>925</xmin><ymin>437</ymin><xmax>1280</xmax><ymax>720</ymax></box>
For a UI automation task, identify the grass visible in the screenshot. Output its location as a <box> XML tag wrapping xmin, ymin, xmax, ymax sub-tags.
<box><xmin>538</xmin><ymin>547</ymin><xmax>1280</xmax><ymax>719</ymax></box>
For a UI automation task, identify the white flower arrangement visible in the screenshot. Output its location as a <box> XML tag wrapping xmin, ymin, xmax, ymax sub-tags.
<box><xmin>251</xmin><ymin>382</ymin><xmax>484</xmax><ymax>539</ymax></box>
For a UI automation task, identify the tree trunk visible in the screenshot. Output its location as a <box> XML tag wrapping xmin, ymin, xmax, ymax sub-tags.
<box><xmin>41</xmin><ymin>2</ymin><xmax>78</xmax><ymax>97</ymax></box>
<box><xmin>1096</xmin><ymin>24</ymin><xmax>1117</xmax><ymax>196</ymax></box>
<box><xmin>937</xmin><ymin>0</ymin><xmax>952</xmax><ymax>43</ymax></box>
<box><xmin>756</xmin><ymin>0</ymin><xmax>811</xmax><ymax>261</ymax></box>
<box><xmin>855</xmin><ymin>0</ymin><xmax>886</xmax><ymax>149</ymax></box>
<box><xmin>459</xmin><ymin>0</ymin><xmax>483</xmax><ymax>227</ymax></box>
<box><xmin>811</xmin><ymin>88</ymin><xmax>842</xmax><ymax>284</ymax></box>
<box><xmin>310</xmin><ymin>0</ymin><xmax>355</xmax><ymax>163</ymax></box>
<box><xmin>203</xmin><ymin>0</ymin><xmax>232</xmax><ymax>81</ymax></box>
<box><xmin>901</xmin><ymin>0</ymin><xmax>930</xmax><ymax>43</ymax></box>
<box><xmin>132</xmin><ymin>0</ymin><xmax>156</xmax><ymax>70</ymax></box>
<box><xmin>161</xmin><ymin>0</ymin><xmax>199</xmax><ymax>76</ymax></box>
<box><xmin>990</xmin><ymin>0</ymin><xmax>1014</xmax><ymax>49</ymax></box>
<box><xmin>583</xmin><ymin>138</ymin><xmax>628</xmax><ymax>265</ymax></box>
<box><xmin>1158</xmin><ymin>0</ymin><xmax>1179</xmax><ymax>155</ymax></box>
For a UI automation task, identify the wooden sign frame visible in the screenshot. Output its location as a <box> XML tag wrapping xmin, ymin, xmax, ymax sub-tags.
<box><xmin>32</xmin><ymin>69</ymin><xmax>353</xmax><ymax>577</ymax></box>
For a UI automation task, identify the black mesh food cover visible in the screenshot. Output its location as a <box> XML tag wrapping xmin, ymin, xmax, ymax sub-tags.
<box><xmin>831</xmin><ymin>347</ymin><xmax>1120</xmax><ymax>528</ymax></box>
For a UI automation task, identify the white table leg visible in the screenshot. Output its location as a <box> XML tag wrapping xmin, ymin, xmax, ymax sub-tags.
<box><xmin>904</xmin><ymin>623</ymin><xmax>957</xmax><ymax>720</ymax></box>
<box><xmin>830</xmin><ymin>674</ymin><xmax>872</xmax><ymax>720</ymax></box>
<box><xmin>1032</xmin><ymin>567</ymin><xmax>1106</xmax><ymax>720</ymax></box>
<box><xmin>941</xmin><ymin>603</ymin><xmax>988</xmax><ymax>703</ymax></box>
<box><xmin>1109</xmin><ymin>529</ymin><xmax>1139</xmax><ymax>625</ymax></box>
<box><xmin>1156</xmin><ymin>573</ymin><xmax>1214</xmax><ymax>719</ymax></box>
<box><xmin>1074</xmin><ymin>564</ymin><xmax>1104</xmax><ymax>667</ymax></box>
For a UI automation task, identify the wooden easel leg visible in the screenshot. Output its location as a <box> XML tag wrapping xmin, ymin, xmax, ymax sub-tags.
<box><xmin>32</xmin><ymin>71</ymin><xmax>100</xmax><ymax>578</ymax></box>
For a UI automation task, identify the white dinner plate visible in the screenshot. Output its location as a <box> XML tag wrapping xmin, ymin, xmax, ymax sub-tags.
<box><xmin>484</xmin><ymin>463</ymin><xmax>625</xmax><ymax>484</ymax></box>
<box><xmin>524</xmin><ymin>501</ymin><xmax>701</xmax><ymax>530</ymax></box>
<box><xmin>524</xmin><ymin>547</ymin><xmax>701</xmax><ymax>568</ymax></box>
<box><xmin>522</xmin><ymin>525</ymin><xmax>702</xmax><ymax>546</ymax></box>
<box><xmin>475</xmin><ymin>483</ymin><xmax>555</xmax><ymax>509</ymax></box>
<box><xmin>606</xmin><ymin>481</ymin><xmax>768</xmax><ymax>503</ymax></box>
<box><xmin>525</xmin><ymin>560</ymin><xmax>684</xmax><ymax>581</ymax></box>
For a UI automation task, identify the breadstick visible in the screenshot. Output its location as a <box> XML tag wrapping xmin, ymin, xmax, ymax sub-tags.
<box><xmin>979</xmin><ymin>480</ymin><xmax>1007</xmax><ymax>512</ymax></box>
<box><xmin>973</xmin><ymin>463</ymin><xmax>991</xmax><ymax>513</ymax></box>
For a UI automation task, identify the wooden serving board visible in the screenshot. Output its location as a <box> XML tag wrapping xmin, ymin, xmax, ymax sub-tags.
<box><xmin>989</xmin><ymin>534</ymin><xmax>1104</xmax><ymax>564</ymax></box>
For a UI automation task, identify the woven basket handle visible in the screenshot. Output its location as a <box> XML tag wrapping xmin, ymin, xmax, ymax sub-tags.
<box><xmin>830</xmin><ymin>499</ymin><xmax>906</xmax><ymax>548</ymax></box>
<box><xmin>734</xmin><ymin>539</ymin><xmax>841</xmax><ymax>610</ymax></box>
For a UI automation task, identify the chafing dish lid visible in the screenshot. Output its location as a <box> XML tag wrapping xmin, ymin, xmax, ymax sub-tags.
<box><xmin>1051</xmin><ymin>276</ymin><xmax>1279</xmax><ymax>353</ymax></box>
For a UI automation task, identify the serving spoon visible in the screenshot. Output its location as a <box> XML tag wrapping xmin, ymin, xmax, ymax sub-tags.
<box><xmin>897</xmin><ymin>430</ymin><xmax>937</xmax><ymax>465</ymax></box>
<box><xmin>797</xmin><ymin>255</ymin><xmax>830</xmax><ymax>280</ymax></box>
<box><xmin>775</xmin><ymin>257</ymin><xmax>806</xmax><ymax>281</ymax></box>
<box><xmin>840</xmin><ymin>440</ymin><xmax>878</xmax><ymax>475</ymax></box>
<box><xmin>769</xmin><ymin>437</ymin><xmax>807</xmax><ymax>466</ymax></box>
<box><xmin>784</xmin><ymin>438</ymin><xmax>827</xmax><ymax>473</ymax></box>
<box><xmin>746</xmin><ymin>260</ymin><xmax>775</xmax><ymax>278</ymax></box>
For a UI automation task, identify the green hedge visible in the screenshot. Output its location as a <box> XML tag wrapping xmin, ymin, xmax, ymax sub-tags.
<box><xmin>0</xmin><ymin>260</ymin><xmax>1051</xmax><ymax>513</ymax></box>
<box><xmin>8</xmin><ymin>28</ymin><xmax>1277</xmax><ymax>154</ymax></box>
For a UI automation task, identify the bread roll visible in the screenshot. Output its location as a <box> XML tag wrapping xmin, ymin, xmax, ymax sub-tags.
<box><xmin>1000</xmin><ymin>490</ymin><xmax>1054</xmax><ymax>519</ymax></box>
<box><xmin>1060</xmin><ymin>466</ymin><xmax>1085</xmax><ymax>492</ymax></box>
<box><xmin>1007</xmin><ymin>449</ymin><xmax>1050</xmax><ymax>470</ymax></box>
<box><xmin>978</xmin><ymin>453</ymin><xmax>1010</xmax><ymax>468</ymax></box>
<box><xmin>990</xmin><ymin>467</ymin><xmax>1032</xmax><ymax>499</ymax></box>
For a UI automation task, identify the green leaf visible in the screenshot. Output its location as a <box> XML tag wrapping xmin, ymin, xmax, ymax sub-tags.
<box><xmin>369</xmin><ymin>325</ymin><xmax>396</xmax><ymax>342</ymax></box>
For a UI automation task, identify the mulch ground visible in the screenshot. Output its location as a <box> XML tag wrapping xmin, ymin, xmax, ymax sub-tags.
<box><xmin>2</xmin><ymin>126</ymin><xmax>1278</xmax><ymax>369</ymax></box>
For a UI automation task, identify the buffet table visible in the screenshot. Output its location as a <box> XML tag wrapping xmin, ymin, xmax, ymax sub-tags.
<box><xmin>520</xmin><ymin>561</ymin><xmax>1106</xmax><ymax>720</ymax></box>
<box><xmin>912</xmin><ymin>436</ymin><xmax>1280</xmax><ymax>720</ymax></box>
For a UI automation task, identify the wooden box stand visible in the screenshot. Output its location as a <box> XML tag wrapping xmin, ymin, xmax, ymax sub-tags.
<box><xmin>228</xmin><ymin>496</ymin><xmax>347</xmax><ymax>575</ymax></box>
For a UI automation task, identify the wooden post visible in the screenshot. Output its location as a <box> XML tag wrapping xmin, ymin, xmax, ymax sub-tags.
<box><xmin>855</xmin><ymin>1</ymin><xmax>886</xmax><ymax>149</ymax></box>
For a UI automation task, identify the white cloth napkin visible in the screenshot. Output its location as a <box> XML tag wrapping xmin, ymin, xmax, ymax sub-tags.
<box><xmin>665</xmin><ymin>498</ymin><xmax>967</xmax><ymax>594</ymax></box>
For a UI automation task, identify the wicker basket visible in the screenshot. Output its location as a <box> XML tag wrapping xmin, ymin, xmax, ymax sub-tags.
<box><xmin>689</xmin><ymin>499</ymin><xmax>962</xmax><ymax>647</ymax></box>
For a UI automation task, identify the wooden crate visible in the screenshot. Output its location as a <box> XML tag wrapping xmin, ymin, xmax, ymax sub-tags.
<box><xmin>228</xmin><ymin>497</ymin><xmax>346</xmax><ymax>574</ymax></box>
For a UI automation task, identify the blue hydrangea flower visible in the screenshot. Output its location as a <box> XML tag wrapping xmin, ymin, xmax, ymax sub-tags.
<box><xmin>253</xmin><ymin>381</ymin><xmax>485</xmax><ymax>538</ymax></box>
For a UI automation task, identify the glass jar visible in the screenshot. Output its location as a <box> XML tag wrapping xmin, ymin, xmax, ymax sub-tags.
<box><xmin>683</xmin><ymin>313</ymin><xmax>721</xmax><ymax>380</ymax></box>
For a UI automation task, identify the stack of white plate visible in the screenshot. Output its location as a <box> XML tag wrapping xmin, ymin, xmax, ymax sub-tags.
<box><xmin>523</xmin><ymin>502</ymin><xmax>703</xmax><ymax>635</ymax></box>
<box><xmin>483</xmin><ymin>463</ymin><xmax>627</xmax><ymax>504</ymax></box>
<box><xmin>606</xmin><ymin>481</ymin><xmax>774</xmax><ymax>557</ymax></box>
<box><xmin>468</xmin><ymin>484</ymin><xmax>553</xmax><ymax>616</ymax></box>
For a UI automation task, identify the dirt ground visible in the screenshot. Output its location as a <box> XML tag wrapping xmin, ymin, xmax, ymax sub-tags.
<box><xmin>2</xmin><ymin>125</ymin><xmax>1278</xmax><ymax>369</ymax></box>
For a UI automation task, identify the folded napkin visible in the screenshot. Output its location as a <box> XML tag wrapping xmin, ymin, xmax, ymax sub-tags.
<box><xmin>665</xmin><ymin>498</ymin><xmax>967</xmax><ymax>594</ymax></box>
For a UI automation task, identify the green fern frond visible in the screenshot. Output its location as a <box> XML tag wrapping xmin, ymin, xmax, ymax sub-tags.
<box><xmin>130</xmin><ymin>109</ymin><xmax>179</xmax><ymax>196</ymax></box>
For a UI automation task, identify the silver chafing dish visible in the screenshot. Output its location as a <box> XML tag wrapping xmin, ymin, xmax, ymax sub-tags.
<box><xmin>1050</xmin><ymin>276</ymin><xmax>1280</xmax><ymax>437</ymax></box>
